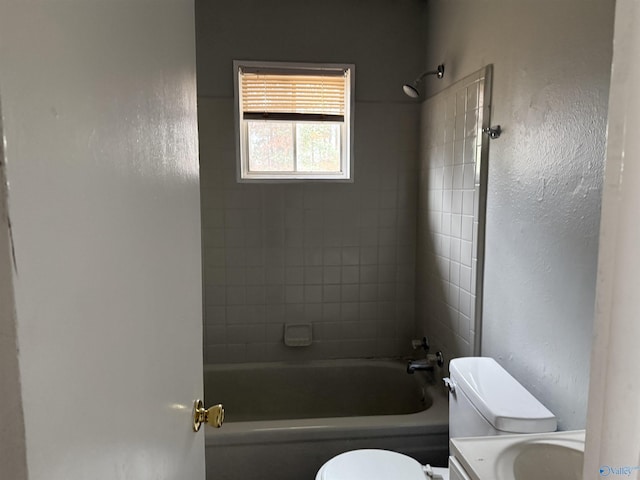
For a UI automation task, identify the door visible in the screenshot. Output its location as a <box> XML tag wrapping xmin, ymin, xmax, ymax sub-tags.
<box><xmin>0</xmin><ymin>1</ymin><xmax>206</xmax><ymax>479</ymax></box>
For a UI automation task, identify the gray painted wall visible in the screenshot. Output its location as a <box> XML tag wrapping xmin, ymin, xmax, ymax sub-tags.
<box><xmin>421</xmin><ymin>1</ymin><xmax>614</xmax><ymax>430</ymax></box>
<box><xmin>197</xmin><ymin>0</ymin><xmax>426</xmax><ymax>363</ymax></box>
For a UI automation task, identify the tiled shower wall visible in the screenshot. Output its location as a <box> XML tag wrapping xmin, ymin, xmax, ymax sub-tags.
<box><xmin>200</xmin><ymin>100</ymin><xmax>419</xmax><ymax>363</ymax></box>
<box><xmin>416</xmin><ymin>68</ymin><xmax>490</xmax><ymax>360</ymax></box>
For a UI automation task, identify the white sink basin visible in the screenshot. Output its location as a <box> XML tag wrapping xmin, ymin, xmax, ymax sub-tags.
<box><xmin>496</xmin><ymin>437</ymin><xmax>584</xmax><ymax>480</ymax></box>
<box><xmin>450</xmin><ymin>430</ymin><xmax>585</xmax><ymax>480</ymax></box>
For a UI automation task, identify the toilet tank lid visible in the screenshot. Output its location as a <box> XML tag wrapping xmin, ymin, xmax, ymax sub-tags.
<box><xmin>450</xmin><ymin>357</ymin><xmax>557</xmax><ymax>433</ymax></box>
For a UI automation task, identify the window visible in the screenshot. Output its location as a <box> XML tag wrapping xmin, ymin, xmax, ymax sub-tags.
<box><xmin>234</xmin><ymin>61</ymin><xmax>354</xmax><ymax>181</ymax></box>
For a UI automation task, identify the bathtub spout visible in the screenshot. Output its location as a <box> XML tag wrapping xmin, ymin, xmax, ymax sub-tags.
<box><xmin>407</xmin><ymin>352</ymin><xmax>444</xmax><ymax>374</ymax></box>
<box><xmin>406</xmin><ymin>360</ymin><xmax>434</xmax><ymax>374</ymax></box>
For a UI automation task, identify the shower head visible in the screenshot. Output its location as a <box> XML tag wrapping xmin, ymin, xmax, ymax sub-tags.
<box><xmin>402</xmin><ymin>84</ymin><xmax>420</xmax><ymax>98</ymax></box>
<box><xmin>403</xmin><ymin>64</ymin><xmax>445</xmax><ymax>98</ymax></box>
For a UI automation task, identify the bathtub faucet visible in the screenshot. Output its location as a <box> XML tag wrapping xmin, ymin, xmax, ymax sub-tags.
<box><xmin>406</xmin><ymin>351</ymin><xmax>444</xmax><ymax>374</ymax></box>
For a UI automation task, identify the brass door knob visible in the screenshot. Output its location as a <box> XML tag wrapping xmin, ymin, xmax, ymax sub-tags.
<box><xmin>192</xmin><ymin>399</ymin><xmax>224</xmax><ymax>432</ymax></box>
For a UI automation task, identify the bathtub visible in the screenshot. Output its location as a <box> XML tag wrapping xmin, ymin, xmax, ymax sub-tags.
<box><xmin>204</xmin><ymin>359</ymin><xmax>449</xmax><ymax>480</ymax></box>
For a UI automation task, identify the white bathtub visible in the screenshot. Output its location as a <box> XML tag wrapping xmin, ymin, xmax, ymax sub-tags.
<box><xmin>204</xmin><ymin>359</ymin><xmax>449</xmax><ymax>480</ymax></box>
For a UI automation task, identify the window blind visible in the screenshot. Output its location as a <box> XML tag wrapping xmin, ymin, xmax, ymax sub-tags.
<box><xmin>240</xmin><ymin>70</ymin><xmax>347</xmax><ymax>121</ymax></box>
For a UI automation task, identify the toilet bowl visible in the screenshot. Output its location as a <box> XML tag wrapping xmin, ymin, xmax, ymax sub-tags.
<box><xmin>315</xmin><ymin>357</ymin><xmax>557</xmax><ymax>480</ymax></box>
<box><xmin>315</xmin><ymin>450</ymin><xmax>450</xmax><ymax>480</ymax></box>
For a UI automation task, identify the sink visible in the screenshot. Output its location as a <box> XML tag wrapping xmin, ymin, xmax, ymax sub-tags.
<box><xmin>450</xmin><ymin>430</ymin><xmax>585</xmax><ymax>480</ymax></box>
<box><xmin>496</xmin><ymin>438</ymin><xmax>584</xmax><ymax>480</ymax></box>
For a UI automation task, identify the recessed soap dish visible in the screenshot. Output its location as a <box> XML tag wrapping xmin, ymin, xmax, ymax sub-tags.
<box><xmin>284</xmin><ymin>323</ymin><xmax>313</xmax><ymax>347</ymax></box>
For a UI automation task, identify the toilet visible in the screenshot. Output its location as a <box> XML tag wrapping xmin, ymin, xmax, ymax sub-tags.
<box><xmin>315</xmin><ymin>357</ymin><xmax>557</xmax><ymax>480</ymax></box>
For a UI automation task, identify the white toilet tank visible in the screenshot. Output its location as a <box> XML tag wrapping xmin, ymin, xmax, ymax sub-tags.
<box><xmin>448</xmin><ymin>357</ymin><xmax>557</xmax><ymax>438</ymax></box>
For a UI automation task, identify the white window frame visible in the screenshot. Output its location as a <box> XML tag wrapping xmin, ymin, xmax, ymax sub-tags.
<box><xmin>233</xmin><ymin>60</ymin><xmax>355</xmax><ymax>182</ymax></box>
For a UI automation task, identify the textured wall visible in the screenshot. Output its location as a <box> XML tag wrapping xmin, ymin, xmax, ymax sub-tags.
<box><xmin>422</xmin><ymin>1</ymin><xmax>614</xmax><ymax>430</ymax></box>
<box><xmin>197</xmin><ymin>0</ymin><xmax>425</xmax><ymax>363</ymax></box>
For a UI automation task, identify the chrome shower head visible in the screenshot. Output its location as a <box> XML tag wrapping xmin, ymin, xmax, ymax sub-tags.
<box><xmin>402</xmin><ymin>83</ymin><xmax>420</xmax><ymax>98</ymax></box>
<box><xmin>402</xmin><ymin>64</ymin><xmax>445</xmax><ymax>98</ymax></box>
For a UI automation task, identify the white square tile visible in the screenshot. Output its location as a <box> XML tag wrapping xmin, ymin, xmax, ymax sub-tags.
<box><xmin>226</xmin><ymin>267</ymin><xmax>246</xmax><ymax>286</ymax></box>
<box><xmin>265</xmin><ymin>266</ymin><xmax>284</xmax><ymax>284</ymax></box>
<box><xmin>285</xmin><ymin>266</ymin><xmax>303</xmax><ymax>284</ymax></box>
<box><xmin>440</xmin><ymin>235</ymin><xmax>451</xmax><ymax>258</ymax></box>
<box><xmin>341</xmin><ymin>266</ymin><xmax>360</xmax><ymax>284</ymax></box>
<box><xmin>461</xmin><ymin>216</ymin><xmax>473</xmax><ymax>242</ymax></box>
<box><xmin>265</xmin><ymin>286</ymin><xmax>284</xmax><ymax>304</ymax></box>
<box><xmin>342</xmin><ymin>247</ymin><xmax>360</xmax><ymax>265</ymax></box>
<box><xmin>450</xmin><ymin>261</ymin><xmax>460</xmax><ymax>287</ymax></box>
<box><xmin>378</xmin><ymin>228</ymin><xmax>397</xmax><ymax>246</ymax></box>
<box><xmin>360</xmin><ymin>247</ymin><xmax>378</xmax><ymax>265</ymax></box>
<box><xmin>461</xmin><ymin>241</ymin><xmax>473</xmax><ymax>267</ymax></box>
<box><xmin>442</xmin><ymin>189</ymin><xmax>452</xmax><ymax>213</ymax></box>
<box><xmin>284</xmin><ymin>247</ymin><xmax>304</xmax><ymax>266</ymax></box>
<box><xmin>453</xmin><ymin>140</ymin><xmax>465</xmax><ymax>165</ymax></box>
<box><xmin>455</xmin><ymin>115</ymin><xmax>465</xmax><ymax>142</ymax></box>
<box><xmin>342</xmin><ymin>227</ymin><xmax>360</xmax><ymax>246</ymax></box>
<box><xmin>285</xmin><ymin>285</ymin><xmax>304</xmax><ymax>303</ymax></box>
<box><xmin>323</xmin><ymin>285</ymin><xmax>341</xmax><ymax>302</ymax></box>
<box><xmin>204</xmin><ymin>228</ymin><xmax>225</xmax><ymax>248</ymax></box>
<box><xmin>432</xmin><ymin>189</ymin><xmax>443</xmax><ymax>212</ymax></box>
<box><xmin>444</xmin><ymin>120</ymin><xmax>455</xmax><ymax>144</ymax></box>
<box><xmin>465</xmin><ymin>108</ymin><xmax>478</xmax><ymax>137</ymax></box>
<box><xmin>463</xmin><ymin>164</ymin><xmax>475</xmax><ymax>189</ymax></box>
<box><xmin>207</xmin><ymin>267</ymin><xmax>226</xmax><ymax>286</ymax></box>
<box><xmin>358</xmin><ymin>209</ymin><xmax>379</xmax><ymax>228</ymax></box>
<box><xmin>433</xmin><ymin>145</ymin><xmax>445</xmax><ymax>167</ymax></box>
<box><xmin>359</xmin><ymin>284</ymin><xmax>378</xmax><ymax>301</ymax></box>
<box><xmin>464</xmin><ymin>137</ymin><xmax>476</xmax><ymax>165</ymax></box>
<box><xmin>304</xmin><ymin>285</ymin><xmax>323</xmax><ymax>303</ymax></box>
<box><xmin>453</xmin><ymin>165</ymin><xmax>464</xmax><ymax>189</ymax></box>
<box><xmin>323</xmin><ymin>228</ymin><xmax>342</xmax><ymax>247</ymax></box>
<box><xmin>459</xmin><ymin>289</ymin><xmax>472</xmax><ymax>317</ymax></box>
<box><xmin>459</xmin><ymin>265</ymin><xmax>472</xmax><ymax>293</ymax></box>
<box><xmin>205</xmin><ymin>286</ymin><xmax>226</xmax><ymax>306</ymax></box>
<box><xmin>360</xmin><ymin>265</ymin><xmax>378</xmax><ymax>283</ymax></box>
<box><xmin>462</xmin><ymin>191</ymin><xmax>475</xmax><ymax>215</ymax></box>
<box><xmin>323</xmin><ymin>247</ymin><xmax>341</xmax><ymax>265</ymax></box>
<box><xmin>359</xmin><ymin>227</ymin><xmax>379</xmax><ymax>247</ymax></box>
<box><xmin>452</xmin><ymin>191</ymin><xmax>463</xmax><ymax>214</ymax></box>
<box><xmin>322</xmin><ymin>303</ymin><xmax>341</xmax><ymax>321</ymax></box>
<box><xmin>245</xmin><ymin>285</ymin><xmax>265</xmax><ymax>305</ymax></box>
<box><xmin>438</xmin><ymin>257</ymin><xmax>450</xmax><ymax>281</ymax></box>
<box><xmin>442</xmin><ymin>213</ymin><xmax>451</xmax><ymax>235</ymax></box>
<box><xmin>245</xmin><ymin>248</ymin><xmax>264</xmax><ymax>266</ymax></box>
<box><xmin>341</xmin><ymin>300</ymin><xmax>359</xmax><ymax>319</ymax></box>
<box><xmin>226</xmin><ymin>286</ymin><xmax>247</xmax><ymax>305</ymax></box>
<box><xmin>443</xmin><ymin>166</ymin><xmax>454</xmax><ymax>189</ymax></box>
<box><xmin>378</xmin><ymin>247</ymin><xmax>397</xmax><ymax>265</ymax></box>
<box><xmin>451</xmin><ymin>214</ymin><xmax>462</xmax><ymax>238</ymax></box>
<box><xmin>304</xmin><ymin>266</ymin><xmax>323</xmax><ymax>284</ymax></box>
<box><xmin>323</xmin><ymin>266</ymin><xmax>341</xmax><ymax>284</ymax></box>
<box><xmin>443</xmin><ymin>142</ymin><xmax>454</xmax><ymax>166</ymax></box>
<box><xmin>432</xmin><ymin>167</ymin><xmax>444</xmax><ymax>190</ymax></box>
<box><xmin>448</xmin><ymin>283</ymin><xmax>460</xmax><ymax>310</ymax></box>
<box><xmin>285</xmin><ymin>228</ymin><xmax>304</xmax><ymax>247</ymax></box>
<box><xmin>304</xmin><ymin>228</ymin><xmax>324</xmax><ymax>247</ymax></box>
<box><xmin>304</xmin><ymin>248</ymin><xmax>323</xmax><ymax>266</ymax></box>
<box><xmin>450</xmin><ymin>237</ymin><xmax>461</xmax><ymax>262</ymax></box>
<box><xmin>459</xmin><ymin>314</ymin><xmax>471</xmax><ymax>342</ymax></box>
<box><xmin>205</xmin><ymin>306</ymin><xmax>226</xmax><ymax>325</ymax></box>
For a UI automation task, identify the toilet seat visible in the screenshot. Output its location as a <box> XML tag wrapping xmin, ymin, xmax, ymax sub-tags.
<box><xmin>316</xmin><ymin>449</ymin><xmax>448</xmax><ymax>480</ymax></box>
